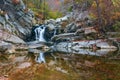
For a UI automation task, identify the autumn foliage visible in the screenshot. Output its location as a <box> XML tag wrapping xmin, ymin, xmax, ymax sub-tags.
<box><xmin>90</xmin><ymin>0</ymin><xmax>120</xmax><ymax>27</ymax></box>
<box><xmin>12</xmin><ymin>0</ymin><xmax>20</xmax><ymax>4</ymax></box>
<box><xmin>22</xmin><ymin>0</ymin><xmax>120</xmax><ymax>30</ymax></box>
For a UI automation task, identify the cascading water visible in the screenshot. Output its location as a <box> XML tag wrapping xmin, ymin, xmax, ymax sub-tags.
<box><xmin>34</xmin><ymin>25</ymin><xmax>46</xmax><ymax>42</ymax></box>
<box><xmin>35</xmin><ymin>52</ymin><xmax>46</xmax><ymax>63</ymax></box>
<box><xmin>53</xmin><ymin>27</ymin><xmax>57</xmax><ymax>35</ymax></box>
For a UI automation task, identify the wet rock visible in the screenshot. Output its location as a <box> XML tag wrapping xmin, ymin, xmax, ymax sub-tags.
<box><xmin>46</xmin><ymin>23</ymin><xmax>56</xmax><ymax>30</ymax></box>
<box><xmin>28</xmin><ymin>48</ymin><xmax>42</xmax><ymax>53</ymax></box>
<box><xmin>27</xmin><ymin>41</ymin><xmax>50</xmax><ymax>50</ymax></box>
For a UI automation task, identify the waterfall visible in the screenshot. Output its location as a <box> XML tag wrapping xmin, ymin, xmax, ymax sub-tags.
<box><xmin>36</xmin><ymin>52</ymin><xmax>46</xmax><ymax>63</ymax></box>
<box><xmin>53</xmin><ymin>28</ymin><xmax>57</xmax><ymax>35</ymax></box>
<box><xmin>34</xmin><ymin>25</ymin><xmax>46</xmax><ymax>42</ymax></box>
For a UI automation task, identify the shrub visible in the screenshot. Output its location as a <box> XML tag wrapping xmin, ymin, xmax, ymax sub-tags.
<box><xmin>112</xmin><ymin>21</ymin><xmax>120</xmax><ymax>31</ymax></box>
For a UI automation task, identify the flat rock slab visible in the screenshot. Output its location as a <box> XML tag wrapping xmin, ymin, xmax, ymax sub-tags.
<box><xmin>0</xmin><ymin>30</ymin><xmax>25</xmax><ymax>44</ymax></box>
<box><xmin>6</xmin><ymin>35</ymin><xmax>25</xmax><ymax>44</ymax></box>
<box><xmin>27</xmin><ymin>41</ymin><xmax>50</xmax><ymax>50</ymax></box>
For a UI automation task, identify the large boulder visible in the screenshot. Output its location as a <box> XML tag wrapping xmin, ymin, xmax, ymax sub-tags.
<box><xmin>0</xmin><ymin>29</ymin><xmax>28</xmax><ymax>53</ymax></box>
<box><xmin>0</xmin><ymin>0</ymin><xmax>34</xmax><ymax>40</ymax></box>
<box><xmin>0</xmin><ymin>30</ymin><xmax>25</xmax><ymax>44</ymax></box>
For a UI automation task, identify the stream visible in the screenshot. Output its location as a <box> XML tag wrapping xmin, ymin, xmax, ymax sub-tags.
<box><xmin>0</xmin><ymin>48</ymin><xmax>120</xmax><ymax>80</ymax></box>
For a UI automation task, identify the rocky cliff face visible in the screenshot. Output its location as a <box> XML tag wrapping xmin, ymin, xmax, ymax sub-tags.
<box><xmin>0</xmin><ymin>0</ymin><xmax>34</xmax><ymax>40</ymax></box>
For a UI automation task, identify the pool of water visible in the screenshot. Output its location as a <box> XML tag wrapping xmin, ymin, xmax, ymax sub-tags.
<box><xmin>0</xmin><ymin>48</ymin><xmax>120</xmax><ymax>80</ymax></box>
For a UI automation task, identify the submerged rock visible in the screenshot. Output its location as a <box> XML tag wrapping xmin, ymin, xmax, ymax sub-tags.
<box><xmin>17</xmin><ymin>62</ymin><xmax>31</xmax><ymax>69</ymax></box>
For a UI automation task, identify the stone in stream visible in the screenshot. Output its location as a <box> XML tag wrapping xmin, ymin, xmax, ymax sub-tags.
<box><xmin>52</xmin><ymin>39</ymin><xmax>117</xmax><ymax>56</ymax></box>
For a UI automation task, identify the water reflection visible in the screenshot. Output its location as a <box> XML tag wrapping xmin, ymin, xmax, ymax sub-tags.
<box><xmin>52</xmin><ymin>45</ymin><xmax>117</xmax><ymax>56</ymax></box>
<box><xmin>35</xmin><ymin>52</ymin><xmax>46</xmax><ymax>63</ymax></box>
<box><xmin>28</xmin><ymin>46</ymin><xmax>117</xmax><ymax>64</ymax></box>
<box><xmin>0</xmin><ymin>46</ymin><xmax>120</xmax><ymax>80</ymax></box>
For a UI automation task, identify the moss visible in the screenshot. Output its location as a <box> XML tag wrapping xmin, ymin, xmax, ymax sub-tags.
<box><xmin>47</xmin><ymin>11</ymin><xmax>63</xmax><ymax>19</ymax></box>
<box><xmin>112</xmin><ymin>21</ymin><xmax>120</xmax><ymax>31</ymax></box>
<box><xmin>68</xmin><ymin>6</ymin><xmax>73</xmax><ymax>12</ymax></box>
